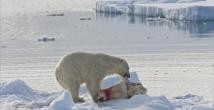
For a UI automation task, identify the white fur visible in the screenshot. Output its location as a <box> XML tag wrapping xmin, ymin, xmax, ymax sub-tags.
<box><xmin>55</xmin><ymin>52</ymin><xmax>129</xmax><ymax>102</ymax></box>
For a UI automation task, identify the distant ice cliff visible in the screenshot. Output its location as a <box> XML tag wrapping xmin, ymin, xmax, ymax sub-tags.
<box><xmin>96</xmin><ymin>0</ymin><xmax>214</xmax><ymax>20</ymax></box>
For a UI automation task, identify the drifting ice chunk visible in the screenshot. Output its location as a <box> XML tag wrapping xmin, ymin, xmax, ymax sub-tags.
<box><xmin>38</xmin><ymin>35</ymin><xmax>55</xmax><ymax>42</ymax></box>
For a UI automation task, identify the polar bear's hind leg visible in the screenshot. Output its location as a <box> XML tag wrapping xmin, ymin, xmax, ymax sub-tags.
<box><xmin>68</xmin><ymin>83</ymin><xmax>85</xmax><ymax>102</ymax></box>
<box><xmin>86</xmin><ymin>79</ymin><xmax>100</xmax><ymax>102</ymax></box>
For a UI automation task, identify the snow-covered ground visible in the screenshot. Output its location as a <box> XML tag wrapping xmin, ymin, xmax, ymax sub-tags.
<box><xmin>0</xmin><ymin>79</ymin><xmax>213</xmax><ymax>110</ymax></box>
<box><xmin>1</xmin><ymin>11</ymin><xmax>214</xmax><ymax>109</ymax></box>
<box><xmin>1</xmin><ymin>0</ymin><xmax>214</xmax><ymax>110</ymax></box>
<box><xmin>96</xmin><ymin>0</ymin><xmax>214</xmax><ymax>20</ymax></box>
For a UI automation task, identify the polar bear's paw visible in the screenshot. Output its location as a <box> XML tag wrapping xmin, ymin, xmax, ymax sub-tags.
<box><xmin>74</xmin><ymin>97</ymin><xmax>85</xmax><ymax>103</ymax></box>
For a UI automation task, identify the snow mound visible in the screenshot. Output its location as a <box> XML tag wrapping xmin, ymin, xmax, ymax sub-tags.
<box><xmin>0</xmin><ymin>80</ymin><xmax>55</xmax><ymax>110</ymax></box>
<box><xmin>49</xmin><ymin>90</ymin><xmax>110</xmax><ymax>110</ymax></box>
<box><xmin>0</xmin><ymin>79</ymin><xmax>35</xmax><ymax>98</ymax></box>
<box><xmin>101</xmin><ymin>74</ymin><xmax>123</xmax><ymax>89</ymax></box>
<box><xmin>49</xmin><ymin>90</ymin><xmax>74</xmax><ymax>110</ymax></box>
<box><xmin>0</xmin><ymin>79</ymin><xmax>213</xmax><ymax>110</ymax></box>
<box><xmin>96</xmin><ymin>0</ymin><xmax>214</xmax><ymax>20</ymax></box>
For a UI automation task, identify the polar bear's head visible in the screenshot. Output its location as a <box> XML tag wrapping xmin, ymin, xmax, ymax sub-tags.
<box><xmin>118</xmin><ymin>59</ymin><xmax>130</xmax><ymax>78</ymax></box>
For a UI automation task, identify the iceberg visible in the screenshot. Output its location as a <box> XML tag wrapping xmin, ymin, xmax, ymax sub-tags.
<box><xmin>96</xmin><ymin>0</ymin><xmax>214</xmax><ymax>20</ymax></box>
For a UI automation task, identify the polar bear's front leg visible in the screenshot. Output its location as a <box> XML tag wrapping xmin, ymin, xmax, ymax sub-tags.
<box><xmin>69</xmin><ymin>84</ymin><xmax>85</xmax><ymax>103</ymax></box>
<box><xmin>86</xmin><ymin>80</ymin><xmax>100</xmax><ymax>102</ymax></box>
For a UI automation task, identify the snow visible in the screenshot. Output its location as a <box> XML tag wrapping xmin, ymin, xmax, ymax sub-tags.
<box><xmin>100</xmin><ymin>95</ymin><xmax>174</xmax><ymax>110</ymax></box>
<box><xmin>49</xmin><ymin>90</ymin><xmax>74</xmax><ymax>110</ymax></box>
<box><xmin>100</xmin><ymin>72</ymin><xmax>142</xmax><ymax>89</ymax></box>
<box><xmin>128</xmin><ymin>72</ymin><xmax>141</xmax><ymax>83</ymax></box>
<box><xmin>1</xmin><ymin>79</ymin><xmax>213</xmax><ymax>110</ymax></box>
<box><xmin>96</xmin><ymin>0</ymin><xmax>214</xmax><ymax>20</ymax></box>
<box><xmin>0</xmin><ymin>79</ymin><xmax>34</xmax><ymax>97</ymax></box>
<box><xmin>100</xmin><ymin>74</ymin><xmax>123</xmax><ymax>89</ymax></box>
<box><xmin>0</xmin><ymin>79</ymin><xmax>55</xmax><ymax>110</ymax></box>
<box><xmin>170</xmin><ymin>94</ymin><xmax>214</xmax><ymax>110</ymax></box>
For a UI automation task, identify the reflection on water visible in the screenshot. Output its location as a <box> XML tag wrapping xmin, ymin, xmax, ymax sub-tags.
<box><xmin>96</xmin><ymin>13</ymin><xmax>214</xmax><ymax>37</ymax></box>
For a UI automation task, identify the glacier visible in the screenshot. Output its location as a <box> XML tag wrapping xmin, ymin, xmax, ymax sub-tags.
<box><xmin>96</xmin><ymin>0</ymin><xmax>214</xmax><ymax>21</ymax></box>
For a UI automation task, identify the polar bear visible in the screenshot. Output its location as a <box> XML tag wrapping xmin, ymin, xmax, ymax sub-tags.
<box><xmin>55</xmin><ymin>52</ymin><xmax>130</xmax><ymax>102</ymax></box>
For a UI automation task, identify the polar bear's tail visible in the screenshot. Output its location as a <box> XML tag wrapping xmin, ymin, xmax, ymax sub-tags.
<box><xmin>55</xmin><ymin>67</ymin><xmax>67</xmax><ymax>89</ymax></box>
